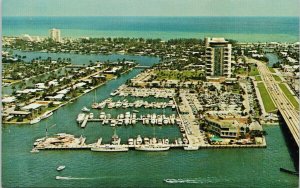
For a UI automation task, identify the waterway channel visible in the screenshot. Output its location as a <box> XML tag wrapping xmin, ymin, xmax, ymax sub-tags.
<box><xmin>2</xmin><ymin>51</ymin><xmax>298</xmax><ymax>187</ymax></box>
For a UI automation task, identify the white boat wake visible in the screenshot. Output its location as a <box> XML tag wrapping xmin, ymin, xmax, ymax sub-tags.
<box><xmin>55</xmin><ymin>176</ymin><xmax>94</xmax><ymax>180</ymax></box>
<box><xmin>164</xmin><ymin>177</ymin><xmax>228</xmax><ymax>184</ymax></box>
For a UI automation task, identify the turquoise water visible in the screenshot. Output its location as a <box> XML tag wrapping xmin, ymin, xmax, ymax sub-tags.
<box><xmin>2</xmin><ymin>52</ymin><xmax>298</xmax><ymax>187</ymax></box>
<box><xmin>3</xmin><ymin>17</ymin><xmax>299</xmax><ymax>42</ymax></box>
<box><xmin>265</xmin><ymin>53</ymin><xmax>280</xmax><ymax>67</ymax></box>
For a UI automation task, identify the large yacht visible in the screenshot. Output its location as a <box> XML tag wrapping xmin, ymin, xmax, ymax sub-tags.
<box><xmin>91</xmin><ymin>145</ymin><xmax>129</xmax><ymax>152</ymax></box>
<box><xmin>135</xmin><ymin>144</ymin><xmax>170</xmax><ymax>151</ymax></box>
<box><xmin>76</xmin><ymin>113</ymin><xmax>85</xmax><ymax>123</ymax></box>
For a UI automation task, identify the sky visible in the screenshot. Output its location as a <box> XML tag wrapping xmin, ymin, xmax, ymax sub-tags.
<box><xmin>3</xmin><ymin>0</ymin><xmax>300</xmax><ymax>17</ymax></box>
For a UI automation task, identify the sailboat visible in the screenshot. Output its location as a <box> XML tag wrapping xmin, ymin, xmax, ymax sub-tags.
<box><xmin>91</xmin><ymin>128</ymin><xmax>129</xmax><ymax>152</ymax></box>
<box><xmin>135</xmin><ymin>125</ymin><xmax>170</xmax><ymax>151</ymax></box>
<box><xmin>91</xmin><ymin>90</ymin><xmax>99</xmax><ymax>109</ymax></box>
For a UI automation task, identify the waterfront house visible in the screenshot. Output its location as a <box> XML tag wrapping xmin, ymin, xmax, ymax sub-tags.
<box><xmin>205</xmin><ymin>115</ymin><xmax>247</xmax><ymax>138</ymax></box>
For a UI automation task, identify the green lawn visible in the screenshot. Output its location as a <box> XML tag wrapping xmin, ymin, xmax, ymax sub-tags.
<box><xmin>154</xmin><ymin>70</ymin><xmax>204</xmax><ymax>80</ymax></box>
<box><xmin>268</xmin><ymin>67</ymin><xmax>276</xmax><ymax>73</ymax></box>
<box><xmin>255</xmin><ymin>76</ymin><xmax>262</xmax><ymax>81</ymax></box>
<box><xmin>235</xmin><ymin>67</ymin><xmax>247</xmax><ymax>75</ymax></box>
<box><xmin>279</xmin><ymin>83</ymin><xmax>299</xmax><ymax>109</ymax></box>
<box><xmin>249</xmin><ymin>65</ymin><xmax>260</xmax><ymax>76</ymax></box>
<box><xmin>273</xmin><ymin>75</ymin><xmax>281</xmax><ymax>82</ymax></box>
<box><xmin>257</xmin><ymin>83</ymin><xmax>277</xmax><ymax>112</ymax></box>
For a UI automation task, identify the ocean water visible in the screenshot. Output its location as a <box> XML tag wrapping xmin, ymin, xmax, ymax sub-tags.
<box><xmin>1</xmin><ymin>51</ymin><xmax>299</xmax><ymax>187</ymax></box>
<box><xmin>3</xmin><ymin>16</ymin><xmax>299</xmax><ymax>42</ymax></box>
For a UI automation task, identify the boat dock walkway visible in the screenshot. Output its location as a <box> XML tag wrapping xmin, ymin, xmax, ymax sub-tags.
<box><xmin>35</xmin><ymin>142</ymin><xmax>266</xmax><ymax>151</ymax></box>
<box><xmin>81</xmin><ymin>115</ymin><xmax>89</xmax><ymax>128</ymax></box>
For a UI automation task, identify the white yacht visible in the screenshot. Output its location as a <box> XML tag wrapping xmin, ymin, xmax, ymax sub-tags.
<box><xmin>91</xmin><ymin>103</ymin><xmax>99</xmax><ymax>109</ymax></box>
<box><xmin>41</xmin><ymin>111</ymin><xmax>53</xmax><ymax>120</ymax></box>
<box><xmin>91</xmin><ymin>145</ymin><xmax>129</xmax><ymax>152</ymax></box>
<box><xmin>128</xmin><ymin>138</ymin><xmax>134</xmax><ymax>145</ymax></box>
<box><xmin>184</xmin><ymin>145</ymin><xmax>199</xmax><ymax>151</ymax></box>
<box><xmin>136</xmin><ymin>135</ymin><xmax>143</xmax><ymax>145</ymax></box>
<box><xmin>135</xmin><ymin>144</ymin><xmax>170</xmax><ymax>151</ymax></box>
<box><xmin>89</xmin><ymin>113</ymin><xmax>94</xmax><ymax>119</ymax></box>
<box><xmin>99</xmin><ymin>112</ymin><xmax>106</xmax><ymax>119</ymax></box>
<box><xmin>81</xmin><ymin>106</ymin><xmax>90</xmax><ymax>112</ymax></box>
<box><xmin>57</xmin><ymin>165</ymin><xmax>66</xmax><ymax>171</ymax></box>
<box><xmin>30</xmin><ymin>117</ymin><xmax>41</xmax><ymax>124</ymax></box>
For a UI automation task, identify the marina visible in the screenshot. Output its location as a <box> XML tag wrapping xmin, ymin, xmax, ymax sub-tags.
<box><xmin>32</xmin><ymin>133</ymin><xmax>266</xmax><ymax>152</ymax></box>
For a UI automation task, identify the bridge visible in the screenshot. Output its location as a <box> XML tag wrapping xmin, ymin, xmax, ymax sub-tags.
<box><xmin>255</xmin><ymin>59</ymin><xmax>299</xmax><ymax>147</ymax></box>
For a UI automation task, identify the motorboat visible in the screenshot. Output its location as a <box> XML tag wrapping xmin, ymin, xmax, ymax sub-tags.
<box><xmin>136</xmin><ymin>135</ymin><xmax>143</xmax><ymax>145</ymax></box>
<box><xmin>41</xmin><ymin>111</ymin><xmax>53</xmax><ymax>120</ymax></box>
<box><xmin>30</xmin><ymin>117</ymin><xmax>41</xmax><ymax>124</ymax></box>
<box><xmin>91</xmin><ymin>103</ymin><xmax>99</xmax><ymax>109</ymax></box>
<box><xmin>135</xmin><ymin>144</ymin><xmax>170</xmax><ymax>151</ymax></box>
<box><xmin>110</xmin><ymin>90</ymin><xmax>118</xmax><ymax>96</ymax></box>
<box><xmin>99</xmin><ymin>112</ymin><xmax>106</xmax><ymax>119</ymax></box>
<box><xmin>184</xmin><ymin>145</ymin><xmax>199</xmax><ymax>151</ymax></box>
<box><xmin>76</xmin><ymin>113</ymin><xmax>85</xmax><ymax>124</ymax></box>
<box><xmin>128</xmin><ymin>138</ymin><xmax>134</xmax><ymax>145</ymax></box>
<box><xmin>81</xmin><ymin>106</ymin><xmax>90</xmax><ymax>112</ymax></box>
<box><xmin>91</xmin><ymin>145</ymin><xmax>129</xmax><ymax>152</ymax></box>
<box><xmin>30</xmin><ymin>148</ymin><xmax>39</xmax><ymax>153</ymax></box>
<box><xmin>89</xmin><ymin>113</ymin><xmax>94</xmax><ymax>119</ymax></box>
<box><xmin>57</xmin><ymin>165</ymin><xmax>66</xmax><ymax>171</ymax></box>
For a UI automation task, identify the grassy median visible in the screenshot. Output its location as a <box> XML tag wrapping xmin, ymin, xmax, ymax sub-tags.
<box><xmin>268</xmin><ymin>67</ymin><xmax>276</xmax><ymax>73</ymax></box>
<box><xmin>257</xmin><ymin>83</ymin><xmax>277</xmax><ymax>112</ymax></box>
<box><xmin>279</xmin><ymin>83</ymin><xmax>299</xmax><ymax>109</ymax></box>
<box><xmin>249</xmin><ymin>65</ymin><xmax>260</xmax><ymax>76</ymax></box>
<box><xmin>273</xmin><ymin>75</ymin><xmax>281</xmax><ymax>82</ymax></box>
<box><xmin>255</xmin><ymin>75</ymin><xmax>262</xmax><ymax>81</ymax></box>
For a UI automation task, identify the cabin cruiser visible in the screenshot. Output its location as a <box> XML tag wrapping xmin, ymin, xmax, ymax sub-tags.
<box><xmin>99</xmin><ymin>112</ymin><xmax>106</xmax><ymax>119</ymax></box>
<box><xmin>128</xmin><ymin>138</ymin><xmax>134</xmax><ymax>145</ymax></box>
<box><xmin>41</xmin><ymin>111</ymin><xmax>53</xmax><ymax>120</ymax></box>
<box><xmin>91</xmin><ymin>144</ymin><xmax>128</xmax><ymax>152</ymax></box>
<box><xmin>91</xmin><ymin>103</ymin><xmax>99</xmax><ymax>109</ymax></box>
<box><xmin>135</xmin><ymin>144</ymin><xmax>170</xmax><ymax>151</ymax></box>
<box><xmin>30</xmin><ymin>117</ymin><xmax>41</xmax><ymax>124</ymax></box>
<box><xmin>136</xmin><ymin>135</ymin><xmax>143</xmax><ymax>145</ymax></box>
<box><xmin>81</xmin><ymin>106</ymin><xmax>90</xmax><ymax>112</ymax></box>
<box><xmin>57</xmin><ymin>166</ymin><xmax>65</xmax><ymax>171</ymax></box>
<box><xmin>89</xmin><ymin>113</ymin><xmax>94</xmax><ymax>119</ymax></box>
<box><xmin>184</xmin><ymin>145</ymin><xmax>199</xmax><ymax>151</ymax></box>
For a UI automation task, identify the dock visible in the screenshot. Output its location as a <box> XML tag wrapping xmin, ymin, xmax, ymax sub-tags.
<box><xmin>32</xmin><ymin>134</ymin><xmax>266</xmax><ymax>152</ymax></box>
<box><xmin>81</xmin><ymin>115</ymin><xmax>89</xmax><ymax>128</ymax></box>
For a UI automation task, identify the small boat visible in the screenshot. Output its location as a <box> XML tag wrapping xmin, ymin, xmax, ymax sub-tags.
<box><xmin>99</xmin><ymin>112</ymin><xmax>106</xmax><ymax>119</ymax></box>
<box><xmin>135</xmin><ymin>144</ymin><xmax>170</xmax><ymax>151</ymax></box>
<box><xmin>30</xmin><ymin>117</ymin><xmax>41</xmax><ymax>124</ymax></box>
<box><xmin>89</xmin><ymin>113</ymin><xmax>94</xmax><ymax>119</ymax></box>
<box><xmin>81</xmin><ymin>106</ymin><xmax>90</xmax><ymax>112</ymax></box>
<box><xmin>136</xmin><ymin>135</ymin><xmax>143</xmax><ymax>145</ymax></box>
<box><xmin>128</xmin><ymin>138</ymin><xmax>134</xmax><ymax>145</ymax></box>
<box><xmin>30</xmin><ymin>148</ymin><xmax>39</xmax><ymax>153</ymax></box>
<box><xmin>41</xmin><ymin>111</ymin><xmax>53</xmax><ymax>120</ymax></box>
<box><xmin>76</xmin><ymin>113</ymin><xmax>85</xmax><ymax>123</ymax></box>
<box><xmin>184</xmin><ymin>145</ymin><xmax>199</xmax><ymax>151</ymax></box>
<box><xmin>91</xmin><ymin>103</ymin><xmax>99</xmax><ymax>109</ymax></box>
<box><xmin>279</xmin><ymin>168</ymin><xmax>299</xmax><ymax>176</ymax></box>
<box><xmin>132</xmin><ymin>110</ymin><xmax>139</xmax><ymax>113</ymax></box>
<box><xmin>110</xmin><ymin>90</ymin><xmax>118</xmax><ymax>96</ymax></box>
<box><xmin>91</xmin><ymin>145</ymin><xmax>129</xmax><ymax>152</ymax></box>
<box><xmin>55</xmin><ymin>176</ymin><xmax>70</xmax><ymax>180</ymax></box>
<box><xmin>57</xmin><ymin>166</ymin><xmax>66</xmax><ymax>171</ymax></box>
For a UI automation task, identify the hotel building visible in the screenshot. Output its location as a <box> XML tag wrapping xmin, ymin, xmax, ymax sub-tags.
<box><xmin>205</xmin><ymin>37</ymin><xmax>232</xmax><ymax>77</ymax></box>
<box><xmin>49</xmin><ymin>28</ymin><xmax>61</xmax><ymax>42</ymax></box>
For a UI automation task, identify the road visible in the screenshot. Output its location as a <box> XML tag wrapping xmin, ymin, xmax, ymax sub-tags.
<box><xmin>254</xmin><ymin>59</ymin><xmax>299</xmax><ymax>147</ymax></box>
